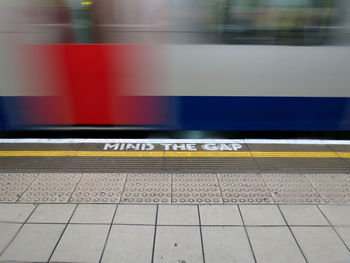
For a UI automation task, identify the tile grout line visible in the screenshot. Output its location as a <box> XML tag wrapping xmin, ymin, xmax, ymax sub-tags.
<box><xmin>99</xmin><ymin>204</ymin><xmax>118</xmax><ymax>263</ymax></box>
<box><xmin>15</xmin><ymin>173</ymin><xmax>40</xmax><ymax>203</ymax></box>
<box><xmin>46</xmin><ymin>204</ymin><xmax>78</xmax><ymax>263</ymax></box>
<box><xmin>0</xmin><ymin>205</ymin><xmax>38</xmax><ymax>256</ymax></box>
<box><xmin>316</xmin><ymin>204</ymin><xmax>350</xmax><ymax>252</ymax></box>
<box><xmin>277</xmin><ymin>204</ymin><xmax>309</xmax><ymax>263</ymax></box>
<box><xmin>197</xmin><ymin>205</ymin><xmax>206</xmax><ymax>263</ymax></box>
<box><xmin>0</xmin><ymin>203</ymin><xmax>39</xmax><ymax>257</ymax></box>
<box><xmin>326</xmin><ymin>144</ymin><xmax>350</xmax><ymax>170</ymax></box>
<box><xmin>118</xmin><ymin>174</ymin><xmax>129</xmax><ymax>203</ymax></box>
<box><xmin>67</xmin><ymin>173</ymin><xmax>84</xmax><ymax>203</ymax></box>
<box><xmin>151</xmin><ymin>204</ymin><xmax>159</xmax><ymax>263</ymax></box>
<box><xmin>245</xmin><ymin>144</ymin><xmax>263</xmax><ymax>174</ymax></box>
<box><xmin>302</xmin><ymin>174</ymin><xmax>327</xmax><ymax>204</ymax></box>
<box><xmin>214</xmin><ymin>173</ymin><xmax>225</xmax><ymax>204</ymax></box>
<box><xmin>237</xmin><ymin>204</ymin><xmax>257</xmax><ymax>263</ymax></box>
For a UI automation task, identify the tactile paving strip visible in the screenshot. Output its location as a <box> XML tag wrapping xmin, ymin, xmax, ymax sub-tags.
<box><xmin>305</xmin><ymin>174</ymin><xmax>350</xmax><ymax>204</ymax></box>
<box><xmin>262</xmin><ymin>173</ymin><xmax>324</xmax><ymax>204</ymax></box>
<box><xmin>69</xmin><ymin>173</ymin><xmax>126</xmax><ymax>203</ymax></box>
<box><xmin>0</xmin><ymin>173</ymin><xmax>38</xmax><ymax>202</ymax></box>
<box><xmin>19</xmin><ymin>173</ymin><xmax>82</xmax><ymax>203</ymax></box>
<box><xmin>121</xmin><ymin>174</ymin><xmax>171</xmax><ymax>204</ymax></box>
<box><xmin>172</xmin><ymin>174</ymin><xmax>223</xmax><ymax>204</ymax></box>
<box><xmin>218</xmin><ymin>173</ymin><xmax>273</xmax><ymax>204</ymax></box>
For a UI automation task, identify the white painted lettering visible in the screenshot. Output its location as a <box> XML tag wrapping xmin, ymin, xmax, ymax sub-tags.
<box><xmin>126</xmin><ymin>143</ymin><xmax>140</xmax><ymax>150</ymax></box>
<box><xmin>104</xmin><ymin>143</ymin><xmax>119</xmax><ymax>150</ymax></box>
<box><xmin>144</xmin><ymin>143</ymin><xmax>154</xmax><ymax>151</ymax></box>
<box><xmin>172</xmin><ymin>144</ymin><xmax>186</xmax><ymax>151</ymax></box>
<box><xmin>186</xmin><ymin>144</ymin><xmax>197</xmax><ymax>151</ymax></box>
<box><xmin>231</xmin><ymin>144</ymin><xmax>242</xmax><ymax>151</ymax></box>
<box><xmin>219</xmin><ymin>144</ymin><xmax>232</xmax><ymax>151</ymax></box>
<box><xmin>202</xmin><ymin>143</ymin><xmax>218</xmax><ymax>151</ymax></box>
<box><xmin>161</xmin><ymin>143</ymin><xmax>172</xmax><ymax>151</ymax></box>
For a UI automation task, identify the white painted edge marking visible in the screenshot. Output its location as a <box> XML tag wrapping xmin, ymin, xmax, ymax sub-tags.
<box><xmin>0</xmin><ymin>138</ymin><xmax>349</xmax><ymax>145</ymax></box>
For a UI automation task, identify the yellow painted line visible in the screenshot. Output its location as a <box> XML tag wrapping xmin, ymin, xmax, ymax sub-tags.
<box><xmin>164</xmin><ymin>151</ymin><xmax>252</xmax><ymax>157</ymax></box>
<box><xmin>335</xmin><ymin>152</ymin><xmax>350</xmax><ymax>158</ymax></box>
<box><xmin>251</xmin><ymin>151</ymin><xmax>339</xmax><ymax>158</ymax></box>
<box><xmin>0</xmin><ymin>151</ymin><xmax>348</xmax><ymax>158</ymax></box>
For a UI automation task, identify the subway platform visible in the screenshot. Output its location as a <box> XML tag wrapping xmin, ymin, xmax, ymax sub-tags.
<box><xmin>0</xmin><ymin>139</ymin><xmax>350</xmax><ymax>263</ymax></box>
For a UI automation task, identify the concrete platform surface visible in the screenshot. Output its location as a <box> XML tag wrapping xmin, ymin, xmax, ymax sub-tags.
<box><xmin>0</xmin><ymin>203</ymin><xmax>349</xmax><ymax>263</ymax></box>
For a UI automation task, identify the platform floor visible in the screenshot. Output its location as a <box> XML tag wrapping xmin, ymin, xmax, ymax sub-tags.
<box><xmin>1</xmin><ymin>139</ymin><xmax>350</xmax><ymax>262</ymax></box>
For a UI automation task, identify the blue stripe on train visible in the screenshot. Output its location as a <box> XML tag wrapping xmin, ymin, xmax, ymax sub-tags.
<box><xmin>1</xmin><ymin>96</ymin><xmax>350</xmax><ymax>130</ymax></box>
<box><xmin>176</xmin><ymin>96</ymin><xmax>350</xmax><ymax>130</ymax></box>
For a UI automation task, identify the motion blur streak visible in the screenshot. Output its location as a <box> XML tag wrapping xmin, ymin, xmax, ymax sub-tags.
<box><xmin>0</xmin><ymin>0</ymin><xmax>350</xmax><ymax>130</ymax></box>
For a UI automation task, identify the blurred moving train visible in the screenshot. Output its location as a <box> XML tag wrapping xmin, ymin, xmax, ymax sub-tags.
<box><xmin>0</xmin><ymin>0</ymin><xmax>350</xmax><ymax>130</ymax></box>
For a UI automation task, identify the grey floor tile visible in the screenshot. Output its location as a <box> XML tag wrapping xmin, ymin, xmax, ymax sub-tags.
<box><xmin>240</xmin><ymin>205</ymin><xmax>285</xmax><ymax>225</ymax></box>
<box><xmin>202</xmin><ymin>226</ymin><xmax>254</xmax><ymax>263</ymax></box>
<box><xmin>279</xmin><ymin>205</ymin><xmax>329</xmax><ymax>225</ymax></box>
<box><xmin>28</xmin><ymin>204</ymin><xmax>76</xmax><ymax>223</ymax></box>
<box><xmin>50</xmin><ymin>224</ymin><xmax>109</xmax><ymax>263</ymax></box>
<box><xmin>70</xmin><ymin>204</ymin><xmax>116</xmax><ymax>224</ymax></box>
<box><xmin>247</xmin><ymin>227</ymin><xmax>306</xmax><ymax>263</ymax></box>
<box><xmin>318</xmin><ymin>205</ymin><xmax>350</xmax><ymax>226</ymax></box>
<box><xmin>0</xmin><ymin>224</ymin><xmax>64</xmax><ymax>262</ymax></box>
<box><xmin>291</xmin><ymin>226</ymin><xmax>350</xmax><ymax>263</ymax></box>
<box><xmin>113</xmin><ymin>205</ymin><xmax>156</xmax><ymax>225</ymax></box>
<box><xmin>199</xmin><ymin>205</ymin><xmax>242</xmax><ymax>225</ymax></box>
<box><xmin>0</xmin><ymin>204</ymin><xmax>36</xmax><ymax>223</ymax></box>
<box><xmin>154</xmin><ymin>226</ymin><xmax>203</xmax><ymax>263</ymax></box>
<box><xmin>335</xmin><ymin>227</ymin><xmax>350</xmax><ymax>249</ymax></box>
<box><xmin>157</xmin><ymin>205</ymin><xmax>199</xmax><ymax>225</ymax></box>
<box><xmin>101</xmin><ymin>225</ymin><xmax>154</xmax><ymax>263</ymax></box>
<box><xmin>0</xmin><ymin>222</ymin><xmax>21</xmax><ymax>252</ymax></box>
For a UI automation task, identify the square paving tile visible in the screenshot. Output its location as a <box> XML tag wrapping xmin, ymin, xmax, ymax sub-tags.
<box><xmin>0</xmin><ymin>224</ymin><xmax>65</xmax><ymax>262</ymax></box>
<box><xmin>157</xmin><ymin>205</ymin><xmax>199</xmax><ymax>225</ymax></box>
<box><xmin>202</xmin><ymin>226</ymin><xmax>254</xmax><ymax>263</ymax></box>
<box><xmin>262</xmin><ymin>174</ymin><xmax>323</xmax><ymax>204</ymax></box>
<box><xmin>27</xmin><ymin>204</ymin><xmax>76</xmax><ymax>223</ymax></box>
<box><xmin>0</xmin><ymin>204</ymin><xmax>36</xmax><ymax>223</ymax></box>
<box><xmin>101</xmin><ymin>225</ymin><xmax>154</xmax><ymax>263</ymax></box>
<box><xmin>218</xmin><ymin>173</ymin><xmax>273</xmax><ymax>204</ymax></box>
<box><xmin>0</xmin><ymin>173</ymin><xmax>38</xmax><ymax>202</ymax></box>
<box><xmin>154</xmin><ymin>226</ymin><xmax>203</xmax><ymax>263</ymax></box>
<box><xmin>19</xmin><ymin>173</ymin><xmax>82</xmax><ymax>203</ymax></box>
<box><xmin>306</xmin><ymin>174</ymin><xmax>350</xmax><ymax>204</ymax></box>
<box><xmin>199</xmin><ymin>205</ymin><xmax>242</xmax><ymax>225</ymax></box>
<box><xmin>240</xmin><ymin>205</ymin><xmax>285</xmax><ymax>226</ymax></box>
<box><xmin>279</xmin><ymin>205</ymin><xmax>329</xmax><ymax>226</ymax></box>
<box><xmin>335</xmin><ymin>227</ymin><xmax>350</xmax><ymax>248</ymax></box>
<box><xmin>121</xmin><ymin>174</ymin><xmax>171</xmax><ymax>204</ymax></box>
<box><xmin>69</xmin><ymin>173</ymin><xmax>126</xmax><ymax>203</ymax></box>
<box><xmin>0</xmin><ymin>222</ymin><xmax>21</xmax><ymax>253</ymax></box>
<box><xmin>70</xmin><ymin>204</ymin><xmax>116</xmax><ymax>224</ymax></box>
<box><xmin>291</xmin><ymin>226</ymin><xmax>350</xmax><ymax>263</ymax></box>
<box><xmin>113</xmin><ymin>204</ymin><xmax>156</xmax><ymax>225</ymax></box>
<box><xmin>318</xmin><ymin>205</ymin><xmax>350</xmax><ymax>226</ymax></box>
<box><xmin>172</xmin><ymin>174</ymin><xmax>223</xmax><ymax>204</ymax></box>
<box><xmin>247</xmin><ymin>227</ymin><xmax>306</xmax><ymax>263</ymax></box>
<box><xmin>50</xmin><ymin>224</ymin><xmax>109</xmax><ymax>263</ymax></box>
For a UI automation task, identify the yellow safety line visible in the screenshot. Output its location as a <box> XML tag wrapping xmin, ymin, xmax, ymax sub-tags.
<box><xmin>251</xmin><ymin>151</ymin><xmax>339</xmax><ymax>158</ymax></box>
<box><xmin>0</xmin><ymin>150</ymin><xmax>348</xmax><ymax>158</ymax></box>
